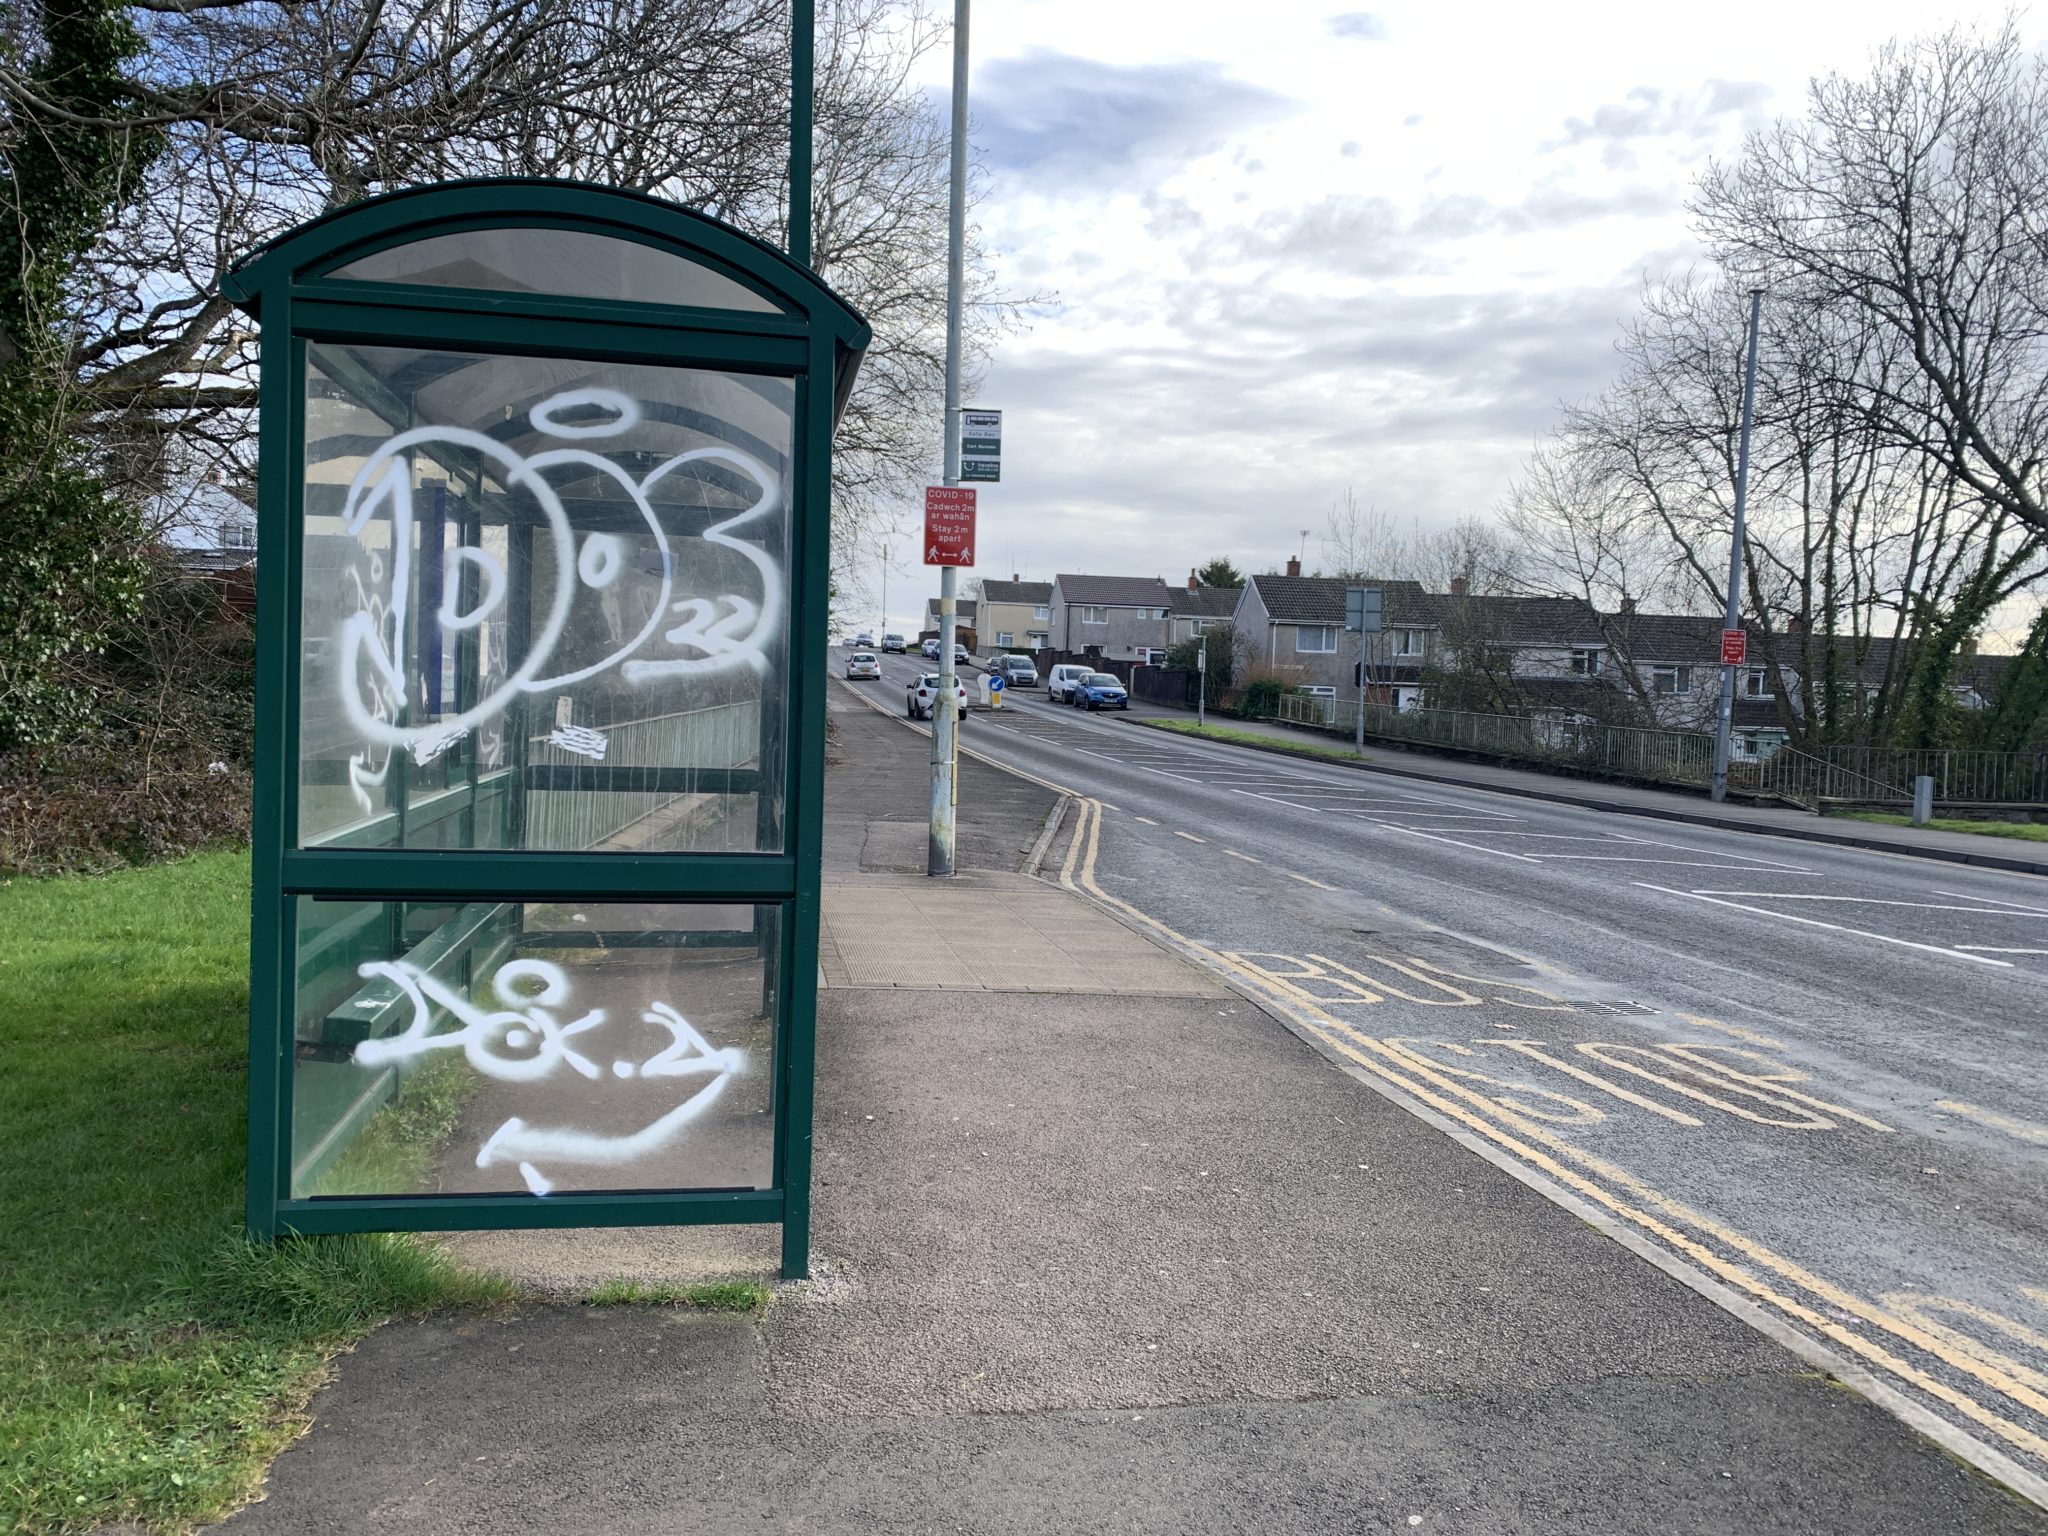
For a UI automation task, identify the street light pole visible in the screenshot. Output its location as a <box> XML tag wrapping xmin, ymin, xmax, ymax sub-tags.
<box><xmin>1710</xmin><ymin>288</ymin><xmax>1765</xmax><ymax>804</ymax></box>
<box><xmin>929</xmin><ymin>0</ymin><xmax>968</xmax><ymax>876</ymax></box>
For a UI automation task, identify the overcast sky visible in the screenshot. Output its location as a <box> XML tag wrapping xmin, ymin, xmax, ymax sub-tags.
<box><xmin>859</xmin><ymin>0</ymin><xmax>2023</xmax><ymax>634</ymax></box>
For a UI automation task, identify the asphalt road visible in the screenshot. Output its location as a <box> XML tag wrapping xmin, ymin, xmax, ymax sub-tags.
<box><xmin>844</xmin><ymin>646</ymin><xmax>2048</xmax><ymax>1492</ymax></box>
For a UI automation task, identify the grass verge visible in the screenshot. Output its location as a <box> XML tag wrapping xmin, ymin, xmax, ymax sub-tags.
<box><xmin>1135</xmin><ymin>717</ymin><xmax>1368</xmax><ymax>764</ymax></box>
<box><xmin>583</xmin><ymin>1279</ymin><xmax>770</xmax><ymax>1312</ymax></box>
<box><xmin>0</xmin><ymin>850</ymin><xmax>512</xmax><ymax>1535</ymax></box>
<box><xmin>1843</xmin><ymin>812</ymin><xmax>2048</xmax><ymax>843</ymax></box>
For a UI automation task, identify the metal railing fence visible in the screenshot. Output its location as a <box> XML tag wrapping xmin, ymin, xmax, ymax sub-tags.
<box><xmin>525</xmin><ymin>699</ymin><xmax>761</xmax><ymax>850</ymax></box>
<box><xmin>1263</xmin><ymin>694</ymin><xmax>2044</xmax><ymax>810</ymax></box>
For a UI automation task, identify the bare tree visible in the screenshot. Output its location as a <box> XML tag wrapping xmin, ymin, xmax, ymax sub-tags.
<box><xmin>1694</xmin><ymin>21</ymin><xmax>2048</xmax><ymax>546</ymax></box>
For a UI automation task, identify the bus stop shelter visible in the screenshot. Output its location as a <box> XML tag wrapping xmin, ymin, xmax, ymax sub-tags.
<box><xmin>223</xmin><ymin>179</ymin><xmax>868</xmax><ymax>1278</ymax></box>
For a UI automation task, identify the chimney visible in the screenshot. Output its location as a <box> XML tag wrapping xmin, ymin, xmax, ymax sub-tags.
<box><xmin>1188</xmin><ymin>568</ymin><xmax>1201</xmax><ymax>591</ymax></box>
<box><xmin>1450</xmin><ymin>576</ymin><xmax>1469</xmax><ymax>599</ymax></box>
<box><xmin>1012</xmin><ymin>572</ymin><xmax>1020</xmax><ymax>581</ymax></box>
<box><xmin>1618</xmin><ymin>596</ymin><xmax>1636</xmax><ymax>616</ymax></box>
<box><xmin>1285</xmin><ymin>555</ymin><xmax>1301</xmax><ymax>578</ymax></box>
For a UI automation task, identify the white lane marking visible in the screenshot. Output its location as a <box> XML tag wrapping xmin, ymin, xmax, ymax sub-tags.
<box><xmin>1224</xmin><ymin>849</ymin><xmax>1262</xmax><ymax>863</ymax></box>
<box><xmin>1285</xmin><ymin>872</ymin><xmax>1338</xmax><ymax>890</ymax></box>
<box><xmin>1632</xmin><ymin>883</ymin><xmax>2015</xmax><ymax>967</ymax></box>
<box><xmin>1373</xmin><ymin>823</ymin><xmax>1542</xmax><ymax>862</ymax></box>
<box><xmin>1955</xmin><ymin>946</ymin><xmax>2048</xmax><ymax>955</ymax></box>
<box><xmin>1134</xmin><ymin>815</ymin><xmax>1159</xmax><ymax>826</ymax></box>
<box><xmin>1932</xmin><ymin>890</ymin><xmax>2048</xmax><ymax>917</ymax></box>
<box><xmin>1544</xmin><ymin>856</ymin><xmax>1819</xmax><ymax>871</ymax></box>
<box><xmin>1690</xmin><ymin>892</ymin><xmax>2045</xmax><ymax>915</ymax></box>
<box><xmin>1174</xmin><ymin>830</ymin><xmax>1208</xmax><ymax>844</ymax></box>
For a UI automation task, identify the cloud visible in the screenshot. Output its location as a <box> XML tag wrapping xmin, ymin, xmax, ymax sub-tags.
<box><xmin>1328</xmin><ymin>12</ymin><xmax>1389</xmax><ymax>40</ymax></box>
<box><xmin>1549</xmin><ymin>80</ymin><xmax>1774</xmax><ymax>168</ymax></box>
<box><xmin>974</xmin><ymin>52</ymin><xmax>1300</xmax><ymax>184</ymax></box>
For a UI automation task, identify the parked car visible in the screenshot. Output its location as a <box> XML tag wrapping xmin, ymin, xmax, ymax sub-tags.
<box><xmin>952</xmin><ymin>642</ymin><xmax>970</xmax><ymax>664</ymax></box>
<box><xmin>921</xmin><ymin>637</ymin><xmax>941</xmax><ymax>659</ymax></box>
<box><xmin>1070</xmin><ymin>671</ymin><xmax>1130</xmax><ymax>711</ymax></box>
<box><xmin>906</xmin><ymin>672</ymin><xmax>971</xmax><ymax>722</ymax></box>
<box><xmin>1047</xmin><ymin>663</ymin><xmax>1093</xmax><ymax>702</ymax></box>
<box><xmin>854</xmin><ymin>631</ymin><xmax>876</xmax><ymax>648</ymax></box>
<box><xmin>994</xmin><ymin>654</ymin><xmax>1039</xmax><ymax>687</ymax></box>
<box><xmin>882</xmin><ymin>632</ymin><xmax>907</xmax><ymax>653</ymax></box>
<box><xmin>845</xmin><ymin>651</ymin><xmax>881</xmax><ymax>680</ymax></box>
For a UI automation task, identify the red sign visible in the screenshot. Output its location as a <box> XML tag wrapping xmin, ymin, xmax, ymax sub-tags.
<box><xmin>923</xmin><ymin>486</ymin><xmax>976</xmax><ymax>566</ymax></box>
<box><xmin>1720</xmin><ymin>629</ymin><xmax>1748</xmax><ymax>666</ymax></box>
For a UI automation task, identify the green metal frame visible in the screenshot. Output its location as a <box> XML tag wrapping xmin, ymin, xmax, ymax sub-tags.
<box><xmin>226</xmin><ymin>180</ymin><xmax>867</xmax><ymax>1278</ymax></box>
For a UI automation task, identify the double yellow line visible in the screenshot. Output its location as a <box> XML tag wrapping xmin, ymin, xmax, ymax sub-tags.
<box><xmin>1055</xmin><ymin>793</ymin><xmax>2048</xmax><ymax>1482</ymax></box>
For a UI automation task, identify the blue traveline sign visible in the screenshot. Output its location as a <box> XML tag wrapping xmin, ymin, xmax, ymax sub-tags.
<box><xmin>222</xmin><ymin>179</ymin><xmax>870</xmax><ymax>1279</ymax></box>
<box><xmin>961</xmin><ymin>407</ymin><xmax>1001</xmax><ymax>483</ymax></box>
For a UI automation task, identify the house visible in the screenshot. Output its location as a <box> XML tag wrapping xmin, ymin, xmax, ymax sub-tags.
<box><xmin>1167</xmin><ymin>570</ymin><xmax>1240</xmax><ymax>644</ymax></box>
<box><xmin>920</xmin><ymin>597</ymin><xmax>978</xmax><ymax>639</ymax></box>
<box><xmin>978</xmin><ymin>577</ymin><xmax>1054</xmax><ymax>653</ymax></box>
<box><xmin>1049</xmin><ymin>573</ymin><xmax>1175</xmax><ymax>662</ymax></box>
<box><xmin>152</xmin><ymin>479</ymin><xmax>258</xmax><ymax>573</ymax></box>
<box><xmin>1232</xmin><ymin>564</ymin><xmax>1440</xmax><ymax>714</ymax></box>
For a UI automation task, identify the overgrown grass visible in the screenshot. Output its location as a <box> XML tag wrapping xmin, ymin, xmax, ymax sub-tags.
<box><xmin>1136</xmin><ymin>717</ymin><xmax>1368</xmax><ymax>764</ymax></box>
<box><xmin>583</xmin><ymin>1279</ymin><xmax>769</xmax><ymax>1312</ymax></box>
<box><xmin>1844</xmin><ymin>812</ymin><xmax>2048</xmax><ymax>842</ymax></box>
<box><xmin>0</xmin><ymin>851</ymin><xmax>511</xmax><ymax>1534</ymax></box>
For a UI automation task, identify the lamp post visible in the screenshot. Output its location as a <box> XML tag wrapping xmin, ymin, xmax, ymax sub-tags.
<box><xmin>1710</xmin><ymin>288</ymin><xmax>1765</xmax><ymax>804</ymax></box>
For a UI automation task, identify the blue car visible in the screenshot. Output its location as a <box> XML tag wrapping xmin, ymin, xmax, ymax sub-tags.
<box><xmin>1070</xmin><ymin>671</ymin><xmax>1129</xmax><ymax>711</ymax></box>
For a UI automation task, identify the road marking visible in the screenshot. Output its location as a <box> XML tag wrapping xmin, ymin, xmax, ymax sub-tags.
<box><xmin>1955</xmin><ymin>945</ymin><xmax>2048</xmax><ymax>954</ymax></box>
<box><xmin>1933</xmin><ymin>1099</ymin><xmax>2048</xmax><ymax>1145</ymax></box>
<box><xmin>1174</xmin><ymin>830</ymin><xmax>1207</xmax><ymax>843</ymax></box>
<box><xmin>1633</xmin><ymin>884</ymin><xmax>2015</xmax><ymax>967</ymax></box>
<box><xmin>1285</xmin><ymin>872</ymin><xmax>1338</xmax><ymax>891</ymax></box>
<box><xmin>1373</xmin><ymin>824</ymin><xmax>1542</xmax><ymax>862</ymax></box>
<box><xmin>1674</xmin><ymin>1012</ymin><xmax>1786</xmax><ymax>1049</ymax></box>
<box><xmin>1933</xmin><ymin>890</ymin><xmax>2048</xmax><ymax>916</ymax></box>
<box><xmin>1134</xmin><ymin>815</ymin><xmax>1159</xmax><ymax>826</ymax></box>
<box><xmin>1689</xmin><ymin>892</ymin><xmax>2043</xmax><ymax>915</ymax></box>
<box><xmin>1054</xmin><ymin>797</ymin><xmax>2048</xmax><ymax>1472</ymax></box>
<box><xmin>1048</xmin><ymin>798</ymin><xmax>2048</xmax><ymax>1474</ymax></box>
<box><xmin>1544</xmin><ymin>856</ymin><xmax>1820</xmax><ymax>870</ymax></box>
<box><xmin>1224</xmin><ymin>849</ymin><xmax>1262</xmax><ymax>863</ymax></box>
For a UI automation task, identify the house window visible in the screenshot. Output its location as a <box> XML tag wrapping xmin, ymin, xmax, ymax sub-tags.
<box><xmin>1190</xmin><ymin>618</ymin><xmax>1212</xmax><ymax>635</ymax></box>
<box><xmin>1570</xmin><ymin>646</ymin><xmax>1601</xmax><ymax>675</ymax></box>
<box><xmin>1393</xmin><ymin>628</ymin><xmax>1426</xmax><ymax>657</ymax></box>
<box><xmin>995</xmin><ymin>631</ymin><xmax>1014</xmax><ymax>648</ymax></box>
<box><xmin>1079</xmin><ymin>605</ymin><xmax>1106</xmax><ymax>624</ymax></box>
<box><xmin>1302</xmin><ymin>684</ymin><xmax>1337</xmax><ymax>724</ymax></box>
<box><xmin>1140</xmin><ymin>648</ymin><xmax>1167</xmax><ymax>665</ymax></box>
<box><xmin>1027</xmin><ymin>630</ymin><xmax>1048</xmax><ymax>648</ymax></box>
<box><xmin>1156</xmin><ymin>608</ymin><xmax>1169</xmax><ymax>620</ymax></box>
<box><xmin>222</xmin><ymin>523</ymin><xmax>255</xmax><ymax>549</ymax></box>
<box><xmin>1742</xmin><ymin>666</ymin><xmax>1768</xmax><ymax>698</ymax></box>
<box><xmin>1296</xmin><ymin>624</ymin><xmax>1336</xmax><ymax>653</ymax></box>
<box><xmin>1651</xmin><ymin>664</ymin><xmax>1692</xmax><ymax>696</ymax></box>
<box><xmin>1032</xmin><ymin>605</ymin><xmax>1049</xmax><ymax>621</ymax></box>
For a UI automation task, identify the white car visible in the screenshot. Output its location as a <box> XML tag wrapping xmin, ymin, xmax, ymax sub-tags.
<box><xmin>845</xmin><ymin>651</ymin><xmax>881</xmax><ymax>680</ymax></box>
<box><xmin>1047</xmin><ymin>663</ymin><xmax>1093</xmax><ymax>703</ymax></box>
<box><xmin>906</xmin><ymin>672</ymin><xmax>970</xmax><ymax>722</ymax></box>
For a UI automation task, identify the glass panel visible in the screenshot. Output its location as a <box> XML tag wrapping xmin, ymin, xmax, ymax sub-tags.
<box><xmin>326</xmin><ymin>228</ymin><xmax>780</xmax><ymax>312</ymax></box>
<box><xmin>290</xmin><ymin>898</ymin><xmax>780</xmax><ymax>1199</ymax></box>
<box><xmin>299</xmin><ymin>342</ymin><xmax>794</xmax><ymax>852</ymax></box>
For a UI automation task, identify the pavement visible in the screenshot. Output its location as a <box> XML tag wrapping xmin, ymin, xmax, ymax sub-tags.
<box><xmin>225</xmin><ymin>681</ymin><xmax>2048</xmax><ymax>1534</ymax></box>
<box><xmin>1114</xmin><ymin>694</ymin><xmax>2048</xmax><ymax>876</ymax></box>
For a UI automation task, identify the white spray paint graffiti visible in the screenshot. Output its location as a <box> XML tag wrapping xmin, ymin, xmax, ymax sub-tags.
<box><xmin>547</xmin><ymin>724</ymin><xmax>609</xmax><ymax>760</ymax></box>
<box><xmin>334</xmin><ymin>386</ymin><xmax>783</xmax><ymax>813</ymax></box>
<box><xmin>352</xmin><ymin>956</ymin><xmax>746</xmax><ymax>1196</ymax></box>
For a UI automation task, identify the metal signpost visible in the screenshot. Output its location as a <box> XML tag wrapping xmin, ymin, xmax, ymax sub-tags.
<box><xmin>223</xmin><ymin>180</ymin><xmax>869</xmax><ymax>1280</ymax></box>
<box><xmin>988</xmin><ymin>671</ymin><xmax>1005</xmax><ymax>709</ymax></box>
<box><xmin>1346</xmin><ymin>585</ymin><xmax>1383</xmax><ymax>753</ymax></box>
<box><xmin>1711</xmin><ymin>288</ymin><xmax>1766</xmax><ymax>804</ymax></box>
<box><xmin>930</xmin><ymin>0</ymin><xmax>970</xmax><ymax>878</ymax></box>
<box><xmin>1197</xmin><ymin>640</ymin><xmax>1207</xmax><ymax>728</ymax></box>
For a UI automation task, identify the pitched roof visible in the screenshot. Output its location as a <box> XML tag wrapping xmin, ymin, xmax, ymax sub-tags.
<box><xmin>921</xmin><ymin>598</ymin><xmax>978</xmax><ymax>622</ymax></box>
<box><xmin>1437</xmin><ymin>594</ymin><xmax>1608</xmax><ymax>646</ymax></box>
<box><xmin>1169</xmin><ymin>585</ymin><xmax>1240</xmax><ymax>618</ymax></box>
<box><xmin>1055</xmin><ymin>573</ymin><xmax>1172</xmax><ymax>607</ymax></box>
<box><xmin>1247</xmin><ymin>575</ymin><xmax>1436</xmax><ymax>626</ymax></box>
<box><xmin>980</xmin><ymin>578</ymin><xmax>1052</xmax><ymax>606</ymax></box>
